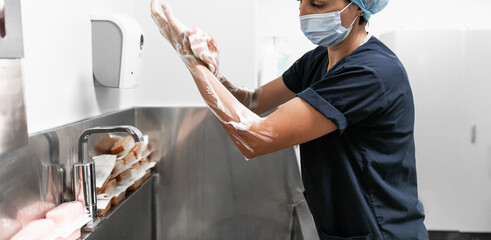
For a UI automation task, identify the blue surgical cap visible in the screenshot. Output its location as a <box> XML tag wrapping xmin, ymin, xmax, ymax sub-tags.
<box><xmin>350</xmin><ymin>0</ymin><xmax>389</xmax><ymax>20</ymax></box>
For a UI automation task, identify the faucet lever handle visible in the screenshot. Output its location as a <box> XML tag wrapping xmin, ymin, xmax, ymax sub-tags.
<box><xmin>73</xmin><ymin>162</ymin><xmax>97</xmax><ymax>221</ymax></box>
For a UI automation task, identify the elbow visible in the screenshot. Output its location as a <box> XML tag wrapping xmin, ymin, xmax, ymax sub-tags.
<box><xmin>235</xmin><ymin>138</ymin><xmax>266</xmax><ymax>160</ymax></box>
<box><xmin>234</xmin><ymin>140</ymin><xmax>258</xmax><ymax>159</ymax></box>
<box><xmin>224</xmin><ymin>120</ymin><xmax>276</xmax><ymax>160</ymax></box>
<box><xmin>241</xmin><ymin>149</ymin><xmax>259</xmax><ymax>160</ymax></box>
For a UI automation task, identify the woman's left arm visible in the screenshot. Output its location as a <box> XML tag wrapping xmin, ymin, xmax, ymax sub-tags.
<box><xmin>151</xmin><ymin>1</ymin><xmax>337</xmax><ymax>159</ymax></box>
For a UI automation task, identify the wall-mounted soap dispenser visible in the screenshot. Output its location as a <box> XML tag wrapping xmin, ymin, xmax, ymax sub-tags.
<box><xmin>91</xmin><ymin>14</ymin><xmax>144</xmax><ymax>88</ymax></box>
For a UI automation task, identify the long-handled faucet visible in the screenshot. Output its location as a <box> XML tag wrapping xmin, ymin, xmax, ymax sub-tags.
<box><xmin>73</xmin><ymin>125</ymin><xmax>144</xmax><ymax>221</ymax></box>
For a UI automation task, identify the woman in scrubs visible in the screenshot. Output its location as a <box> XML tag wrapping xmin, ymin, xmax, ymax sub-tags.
<box><xmin>151</xmin><ymin>0</ymin><xmax>427</xmax><ymax>239</ymax></box>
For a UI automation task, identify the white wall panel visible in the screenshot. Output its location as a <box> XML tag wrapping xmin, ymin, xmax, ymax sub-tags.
<box><xmin>21</xmin><ymin>0</ymin><xmax>98</xmax><ymax>134</ymax></box>
<box><xmin>369</xmin><ymin>0</ymin><xmax>491</xmax><ymax>36</ymax></box>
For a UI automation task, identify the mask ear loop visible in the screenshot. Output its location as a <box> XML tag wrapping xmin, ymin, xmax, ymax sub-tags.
<box><xmin>339</xmin><ymin>2</ymin><xmax>353</xmax><ymax>14</ymax></box>
<box><xmin>347</xmin><ymin>15</ymin><xmax>359</xmax><ymax>29</ymax></box>
<box><xmin>340</xmin><ymin>2</ymin><xmax>358</xmax><ymax>30</ymax></box>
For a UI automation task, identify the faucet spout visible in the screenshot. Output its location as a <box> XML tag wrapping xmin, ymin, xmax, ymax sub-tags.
<box><xmin>78</xmin><ymin>125</ymin><xmax>144</xmax><ymax>164</ymax></box>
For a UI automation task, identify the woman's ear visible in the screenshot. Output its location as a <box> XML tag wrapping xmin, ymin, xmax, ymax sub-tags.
<box><xmin>356</xmin><ymin>6</ymin><xmax>364</xmax><ymax>16</ymax></box>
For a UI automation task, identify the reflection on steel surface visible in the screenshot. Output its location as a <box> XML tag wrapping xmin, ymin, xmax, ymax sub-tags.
<box><xmin>0</xmin><ymin>59</ymin><xmax>28</xmax><ymax>155</ymax></box>
<box><xmin>41</xmin><ymin>132</ymin><xmax>64</xmax><ymax>206</ymax></box>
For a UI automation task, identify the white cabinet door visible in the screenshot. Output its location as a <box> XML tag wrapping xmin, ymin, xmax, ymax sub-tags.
<box><xmin>457</xmin><ymin>30</ymin><xmax>491</xmax><ymax>232</ymax></box>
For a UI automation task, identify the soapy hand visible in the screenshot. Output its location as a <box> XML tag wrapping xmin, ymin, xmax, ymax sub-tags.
<box><xmin>186</xmin><ymin>27</ymin><xmax>220</xmax><ymax>74</ymax></box>
<box><xmin>185</xmin><ymin>26</ymin><xmax>259</xmax><ymax>109</ymax></box>
<box><xmin>151</xmin><ymin>0</ymin><xmax>220</xmax><ymax>74</ymax></box>
<box><xmin>150</xmin><ymin>0</ymin><xmax>200</xmax><ymax>67</ymax></box>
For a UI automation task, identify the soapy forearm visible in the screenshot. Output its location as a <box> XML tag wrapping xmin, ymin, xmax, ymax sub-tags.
<box><xmin>184</xmin><ymin>49</ymin><xmax>275</xmax><ymax>158</ymax></box>
<box><xmin>214</xmin><ymin>73</ymin><xmax>261</xmax><ymax>110</ymax></box>
<box><xmin>186</xmin><ymin>27</ymin><xmax>261</xmax><ymax>110</ymax></box>
<box><xmin>184</xmin><ymin>45</ymin><xmax>276</xmax><ymax>156</ymax></box>
<box><xmin>150</xmin><ymin>0</ymin><xmax>276</xmax><ymax>158</ymax></box>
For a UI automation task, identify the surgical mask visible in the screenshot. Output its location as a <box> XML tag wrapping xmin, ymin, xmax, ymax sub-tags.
<box><xmin>300</xmin><ymin>2</ymin><xmax>358</xmax><ymax>47</ymax></box>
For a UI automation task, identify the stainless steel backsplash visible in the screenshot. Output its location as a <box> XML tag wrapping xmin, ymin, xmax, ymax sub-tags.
<box><xmin>0</xmin><ymin>107</ymin><xmax>316</xmax><ymax>240</ymax></box>
<box><xmin>0</xmin><ymin>108</ymin><xmax>136</xmax><ymax>233</ymax></box>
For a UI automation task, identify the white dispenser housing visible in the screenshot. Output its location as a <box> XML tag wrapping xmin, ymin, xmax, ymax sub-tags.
<box><xmin>91</xmin><ymin>14</ymin><xmax>144</xmax><ymax>88</ymax></box>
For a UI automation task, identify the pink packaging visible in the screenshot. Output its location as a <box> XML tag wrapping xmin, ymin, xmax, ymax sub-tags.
<box><xmin>15</xmin><ymin>201</ymin><xmax>55</xmax><ymax>225</ymax></box>
<box><xmin>45</xmin><ymin>201</ymin><xmax>84</xmax><ymax>227</ymax></box>
<box><xmin>56</xmin><ymin>228</ymin><xmax>81</xmax><ymax>240</ymax></box>
<box><xmin>10</xmin><ymin>218</ymin><xmax>55</xmax><ymax>240</ymax></box>
<box><xmin>0</xmin><ymin>218</ymin><xmax>22</xmax><ymax>240</ymax></box>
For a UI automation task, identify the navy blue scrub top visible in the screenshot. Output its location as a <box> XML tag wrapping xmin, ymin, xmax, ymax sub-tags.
<box><xmin>282</xmin><ymin>36</ymin><xmax>427</xmax><ymax>240</ymax></box>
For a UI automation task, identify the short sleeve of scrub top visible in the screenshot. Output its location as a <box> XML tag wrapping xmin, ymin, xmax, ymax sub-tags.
<box><xmin>282</xmin><ymin>45</ymin><xmax>388</xmax><ymax>134</ymax></box>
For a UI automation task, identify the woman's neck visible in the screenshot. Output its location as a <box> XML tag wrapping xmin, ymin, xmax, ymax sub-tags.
<box><xmin>326</xmin><ymin>25</ymin><xmax>367</xmax><ymax>72</ymax></box>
